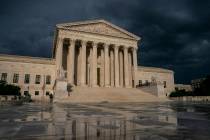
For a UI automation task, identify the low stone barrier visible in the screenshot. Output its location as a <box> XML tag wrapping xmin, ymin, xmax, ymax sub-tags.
<box><xmin>0</xmin><ymin>100</ymin><xmax>23</xmax><ymax>106</ymax></box>
<box><xmin>170</xmin><ymin>96</ymin><xmax>210</xmax><ymax>102</ymax></box>
<box><xmin>137</xmin><ymin>83</ymin><xmax>165</xmax><ymax>98</ymax></box>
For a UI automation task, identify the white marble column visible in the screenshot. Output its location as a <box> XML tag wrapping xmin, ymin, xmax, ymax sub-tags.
<box><xmin>132</xmin><ymin>48</ymin><xmax>138</xmax><ymax>88</ymax></box>
<box><xmin>77</xmin><ymin>46</ymin><xmax>82</xmax><ymax>85</ymax></box>
<box><xmin>100</xmin><ymin>48</ymin><xmax>105</xmax><ymax>87</ymax></box>
<box><xmin>91</xmin><ymin>43</ymin><xmax>97</xmax><ymax>87</ymax></box>
<box><xmin>67</xmin><ymin>39</ymin><xmax>75</xmax><ymax>84</ymax></box>
<box><xmin>128</xmin><ymin>51</ymin><xmax>132</xmax><ymax>87</ymax></box>
<box><xmin>80</xmin><ymin>40</ymin><xmax>87</xmax><ymax>86</ymax></box>
<box><xmin>124</xmin><ymin>47</ymin><xmax>129</xmax><ymax>87</ymax></box>
<box><xmin>88</xmin><ymin>48</ymin><xmax>92</xmax><ymax>86</ymax></box>
<box><xmin>56</xmin><ymin>37</ymin><xmax>63</xmax><ymax>79</ymax></box>
<box><xmin>110</xmin><ymin>49</ymin><xmax>114</xmax><ymax>86</ymax></box>
<box><xmin>114</xmin><ymin>46</ymin><xmax>119</xmax><ymax>87</ymax></box>
<box><xmin>119</xmin><ymin>50</ymin><xmax>124</xmax><ymax>87</ymax></box>
<box><xmin>104</xmin><ymin>44</ymin><xmax>110</xmax><ymax>87</ymax></box>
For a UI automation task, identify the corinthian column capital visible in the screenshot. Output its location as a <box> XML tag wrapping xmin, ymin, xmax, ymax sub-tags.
<box><xmin>92</xmin><ymin>41</ymin><xmax>98</xmax><ymax>47</ymax></box>
<box><xmin>123</xmin><ymin>46</ymin><xmax>128</xmax><ymax>51</ymax></box>
<box><xmin>132</xmin><ymin>47</ymin><xmax>137</xmax><ymax>52</ymax></box>
<box><xmin>104</xmin><ymin>43</ymin><xmax>110</xmax><ymax>47</ymax></box>
<box><xmin>57</xmin><ymin>36</ymin><xmax>64</xmax><ymax>42</ymax></box>
<box><xmin>81</xmin><ymin>40</ymin><xmax>88</xmax><ymax>46</ymax></box>
<box><xmin>114</xmin><ymin>45</ymin><xmax>119</xmax><ymax>50</ymax></box>
<box><xmin>70</xmin><ymin>38</ymin><xmax>76</xmax><ymax>43</ymax></box>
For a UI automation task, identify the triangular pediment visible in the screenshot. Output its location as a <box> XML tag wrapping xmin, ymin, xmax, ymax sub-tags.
<box><xmin>57</xmin><ymin>20</ymin><xmax>140</xmax><ymax>40</ymax></box>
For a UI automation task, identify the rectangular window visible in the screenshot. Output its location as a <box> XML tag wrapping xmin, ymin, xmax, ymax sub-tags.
<box><xmin>46</xmin><ymin>75</ymin><xmax>51</xmax><ymax>85</ymax></box>
<box><xmin>46</xmin><ymin>91</ymin><xmax>50</xmax><ymax>96</ymax></box>
<box><xmin>13</xmin><ymin>73</ymin><xmax>19</xmax><ymax>83</ymax></box>
<box><xmin>24</xmin><ymin>91</ymin><xmax>29</xmax><ymax>96</ymax></box>
<box><xmin>35</xmin><ymin>75</ymin><xmax>41</xmax><ymax>84</ymax></box>
<box><xmin>164</xmin><ymin>81</ymin><xmax>167</xmax><ymax>88</ymax></box>
<box><xmin>139</xmin><ymin>80</ymin><xmax>142</xmax><ymax>86</ymax></box>
<box><xmin>24</xmin><ymin>74</ymin><xmax>30</xmax><ymax>84</ymax></box>
<box><xmin>35</xmin><ymin>91</ymin><xmax>39</xmax><ymax>96</ymax></box>
<box><xmin>145</xmin><ymin>80</ymin><xmax>149</xmax><ymax>86</ymax></box>
<box><xmin>1</xmin><ymin>73</ymin><xmax>7</xmax><ymax>81</ymax></box>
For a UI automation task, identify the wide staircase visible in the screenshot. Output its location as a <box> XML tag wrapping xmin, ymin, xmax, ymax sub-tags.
<box><xmin>55</xmin><ymin>87</ymin><xmax>168</xmax><ymax>103</ymax></box>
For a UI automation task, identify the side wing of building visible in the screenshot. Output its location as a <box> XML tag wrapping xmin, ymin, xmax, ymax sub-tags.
<box><xmin>137</xmin><ymin>66</ymin><xmax>175</xmax><ymax>96</ymax></box>
<box><xmin>0</xmin><ymin>54</ymin><xmax>56</xmax><ymax>100</ymax></box>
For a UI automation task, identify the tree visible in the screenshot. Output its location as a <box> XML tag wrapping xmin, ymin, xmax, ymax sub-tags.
<box><xmin>170</xmin><ymin>75</ymin><xmax>210</xmax><ymax>97</ymax></box>
<box><xmin>198</xmin><ymin>75</ymin><xmax>210</xmax><ymax>96</ymax></box>
<box><xmin>0</xmin><ymin>80</ymin><xmax>21</xmax><ymax>96</ymax></box>
<box><xmin>169</xmin><ymin>89</ymin><xmax>193</xmax><ymax>97</ymax></box>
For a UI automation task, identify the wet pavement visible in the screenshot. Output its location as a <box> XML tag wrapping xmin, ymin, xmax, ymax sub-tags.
<box><xmin>0</xmin><ymin>101</ymin><xmax>210</xmax><ymax>140</ymax></box>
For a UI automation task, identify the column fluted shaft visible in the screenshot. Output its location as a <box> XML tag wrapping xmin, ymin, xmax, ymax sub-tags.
<box><xmin>132</xmin><ymin>48</ymin><xmax>138</xmax><ymax>88</ymax></box>
<box><xmin>92</xmin><ymin>43</ymin><xmax>97</xmax><ymax>87</ymax></box>
<box><xmin>110</xmin><ymin>50</ymin><xmax>114</xmax><ymax>86</ymax></box>
<box><xmin>80</xmin><ymin>40</ymin><xmax>87</xmax><ymax>86</ymax></box>
<box><xmin>67</xmin><ymin>39</ymin><xmax>75</xmax><ymax>84</ymax></box>
<box><xmin>114</xmin><ymin>46</ymin><xmax>119</xmax><ymax>87</ymax></box>
<box><xmin>56</xmin><ymin>37</ymin><xmax>63</xmax><ymax>79</ymax></box>
<box><xmin>100</xmin><ymin>49</ymin><xmax>105</xmax><ymax>87</ymax></box>
<box><xmin>124</xmin><ymin>47</ymin><xmax>129</xmax><ymax>87</ymax></box>
<box><xmin>104</xmin><ymin>44</ymin><xmax>110</xmax><ymax>87</ymax></box>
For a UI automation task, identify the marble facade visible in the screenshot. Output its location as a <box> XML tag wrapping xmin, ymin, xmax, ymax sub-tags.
<box><xmin>54</xmin><ymin>20</ymin><xmax>139</xmax><ymax>88</ymax></box>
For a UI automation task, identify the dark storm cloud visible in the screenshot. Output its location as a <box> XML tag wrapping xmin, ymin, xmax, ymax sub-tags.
<box><xmin>0</xmin><ymin>0</ymin><xmax>210</xmax><ymax>83</ymax></box>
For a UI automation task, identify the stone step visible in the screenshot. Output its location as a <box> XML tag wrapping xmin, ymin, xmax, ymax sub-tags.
<box><xmin>54</xmin><ymin>87</ymin><xmax>168</xmax><ymax>103</ymax></box>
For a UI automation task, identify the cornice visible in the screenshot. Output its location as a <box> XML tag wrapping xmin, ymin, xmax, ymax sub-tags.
<box><xmin>58</xmin><ymin>27</ymin><xmax>138</xmax><ymax>42</ymax></box>
<box><xmin>0</xmin><ymin>54</ymin><xmax>55</xmax><ymax>65</ymax></box>
<box><xmin>56</xmin><ymin>19</ymin><xmax>141</xmax><ymax>41</ymax></box>
<box><xmin>59</xmin><ymin>29</ymin><xmax>138</xmax><ymax>48</ymax></box>
<box><xmin>138</xmin><ymin>66</ymin><xmax>174</xmax><ymax>74</ymax></box>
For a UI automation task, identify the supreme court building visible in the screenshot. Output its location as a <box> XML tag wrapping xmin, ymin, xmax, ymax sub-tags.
<box><xmin>54</xmin><ymin>20</ymin><xmax>139</xmax><ymax>88</ymax></box>
<box><xmin>0</xmin><ymin>20</ymin><xmax>175</xmax><ymax>101</ymax></box>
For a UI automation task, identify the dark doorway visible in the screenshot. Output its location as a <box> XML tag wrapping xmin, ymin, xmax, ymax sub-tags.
<box><xmin>132</xmin><ymin>80</ymin><xmax>134</xmax><ymax>88</ymax></box>
<box><xmin>97</xmin><ymin>68</ymin><xmax>100</xmax><ymax>86</ymax></box>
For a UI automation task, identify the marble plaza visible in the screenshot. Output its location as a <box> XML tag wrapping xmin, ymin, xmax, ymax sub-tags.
<box><xmin>1</xmin><ymin>102</ymin><xmax>210</xmax><ymax>139</ymax></box>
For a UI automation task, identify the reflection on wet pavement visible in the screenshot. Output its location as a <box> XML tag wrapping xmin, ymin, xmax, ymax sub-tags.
<box><xmin>0</xmin><ymin>102</ymin><xmax>210</xmax><ymax>140</ymax></box>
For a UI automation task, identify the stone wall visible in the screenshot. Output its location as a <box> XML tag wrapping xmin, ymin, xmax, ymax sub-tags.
<box><xmin>137</xmin><ymin>66</ymin><xmax>175</xmax><ymax>96</ymax></box>
<box><xmin>0</xmin><ymin>54</ymin><xmax>56</xmax><ymax>100</ymax></box>
<box><xmin>175</xmin><ymin>84</ymin><xmax>192</xmax><ymax>91</ymax></box>
<box><xmin>138</xmin><ymin>83</ymin><xmax>166</xmax><ymax>98</ymax></box>
<box><xmin>170</xmin><ymin>96</ymin><xmax>210</xmax><ymax>102</ymax></box>
<box><xmin>0</xmin><ymin>95</ymin><xmax>16</xmax><ymax>101</ymax></box>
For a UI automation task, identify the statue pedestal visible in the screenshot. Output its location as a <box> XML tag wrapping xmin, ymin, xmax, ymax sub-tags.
<box><xmin>55</xmin><ymin>80</ymin><xmax>67</xmax><ymax>92</ymax></box>
<box><xmin>54</xmin><ymin>80</ymin><xmax>68</xmax><ymax>101</ymax></box>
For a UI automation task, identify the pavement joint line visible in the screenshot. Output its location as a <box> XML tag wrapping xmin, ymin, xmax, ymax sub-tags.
<box><xmin>78</xmin><ymin>104</ymin><xmax>137</xmax><ymax>118</ymax></box>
